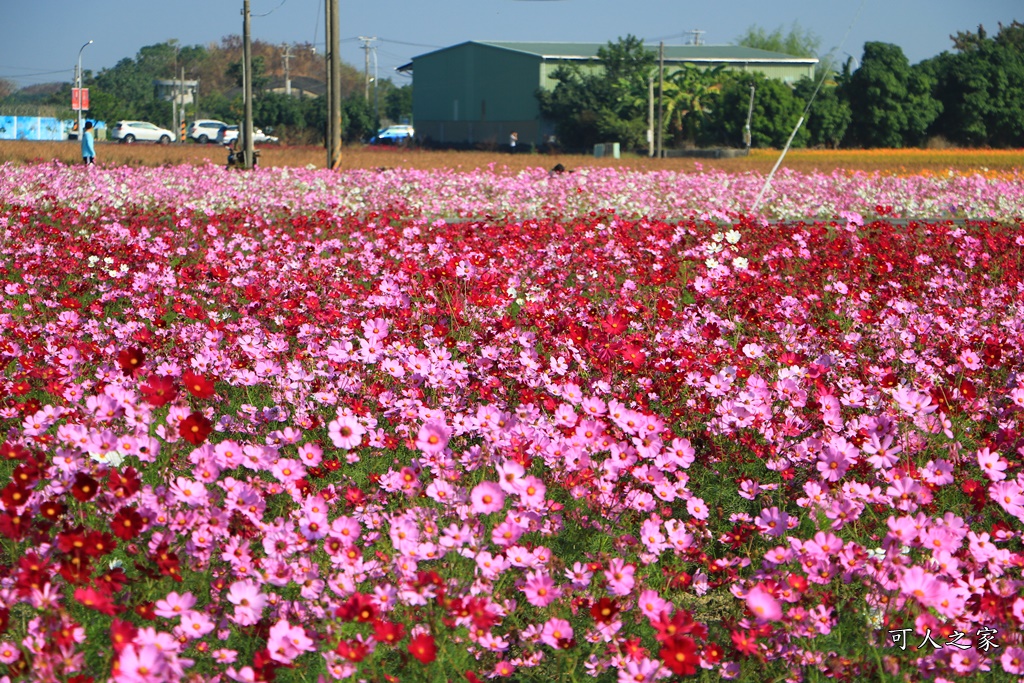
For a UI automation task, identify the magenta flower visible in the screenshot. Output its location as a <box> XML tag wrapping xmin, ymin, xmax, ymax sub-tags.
<box><xmin>470</xmin><ymin>481</ymin><xmax>505</xmax><ymax>514</ymax></box>
<box><xmin>604</xmin><ymin>558</ymin><xmax>636</xmax><ymax>596</ymax></box>
<box><xmin>746</xmin><ymin>585</ymin><xmax>782</xmax><ymax>622</ymax></box>
<box><xmin>329</xmin><ymin>415</ymin><xmax>366</xmax><ymax>449</ymax></box>
<box><xmin>267</xmin><ymin>619</ymin><xmax>316</xmax><ymax>664</ymax></box>
<box><xmin>540</xmin><ymin>617</ymin><xmax>573</xmax><ymax>649</ymax></box>
<box><xmin>415</xmin><ymin>421</ymin><xmax>451</xmax><ymax>454</ymax></box>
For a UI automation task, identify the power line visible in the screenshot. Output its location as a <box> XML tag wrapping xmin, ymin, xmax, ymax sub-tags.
<box><xmin>252</xmin><ymin>0</ymin><xmax>287</xmax><ymax>17</ymax></box>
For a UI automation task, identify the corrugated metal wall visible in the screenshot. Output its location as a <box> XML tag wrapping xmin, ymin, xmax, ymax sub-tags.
<box><xmin>414</xmin><ymin>43</ymin><xmax>545</xmax><ymax>146</ymax></box>
<box><xmin>414</xmin><ymin>45</ymin><xmax>816</xmax><ymax>146</ymax></box>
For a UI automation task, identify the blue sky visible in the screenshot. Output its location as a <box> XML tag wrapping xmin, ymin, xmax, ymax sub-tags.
<box><xmin>0</xmin><ymin>0</ymin><xmax>1018</xmax><ymax>88</ymax></box>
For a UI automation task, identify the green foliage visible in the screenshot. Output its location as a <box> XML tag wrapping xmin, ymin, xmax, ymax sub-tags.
<box><xmin>841</xmin><ymin>42</ymin><xmax>942</xmax><ymax>148</ymax></box>
<box><xmin>341</xmin><ymin>94</ymin><xmax>379</xmax><ymax>142</ymax></box>
<box><xmin>383</xmin><ymin>82</ymin><xmax>413</xmax><ymax>124</ymax></box>
<box><xmin>793</xmin><ymin>77</ymin><xmax>851</xmax><ymax>149</ymax></box>
<box><xmin>924</xmin><ymin>21</ymin><xmax>1024</xmax><ymax>147</ymax></box>
<box><xmin>704</xmin><ymin>73</ymin><xmax>809</xmax><ymax>148</ymax></box>
<box><xmin>735</xmin><ymin>21</ymin><xmax>822</xmax><ymax>58</ymax></box>
<box><xmin>537</xmin><ymin>35</ymin><xmax>655</xmax><ymax>152</ymax></box>
<box><xmin>227</xmin><ymin>55</ymin><xmax>269</xmax><ymax>93</ymax></box>
<box><xmin>660</xmin><ymin>64</ymin><xmax>725</xmax><ymax>146</ymax></box>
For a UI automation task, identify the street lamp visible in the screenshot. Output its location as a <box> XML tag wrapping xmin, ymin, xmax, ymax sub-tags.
<box><xmin>76</xmin><ymin>40</ymin><xmax>94</xmax><ymax>139</ymax></box>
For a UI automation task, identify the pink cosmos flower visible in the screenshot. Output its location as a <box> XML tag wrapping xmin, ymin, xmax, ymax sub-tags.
<box><xmin>604</xmin><ymin>558</ymin><xmax>636</xmax><ymax>596</ymax></box>
<box><xmin>115</xmin><ymin>644</ymin><xmax>165</xmax><ymax>682</ymax></box>
<box><xmin>539</xmin><ymin>617</ymin><xmax>573</xmax><ymax>649</ymax></box>
<box><xmin>637</xmin><ymin>589</ymin><xmax>669</xmax><ymax>621</ymax></box>
<box><xmin>521</xmin><ymin>570</ymin><xmax>560</xmax><ymax>607</ymax></box>
<box><xmin>266</xmin><ymin>619</ymin><xmax>316</xmax><ymax>664</ymax></box>
<box><xmin>227</xmin><ymin>579</ymin><xmax>267</xmax><ymax>626</ymax></box>
<box><xmin>470</xmin><ymin>481</ymin><xmax>505</xmax><ymax>514</ymax></box>
<box><xmin>517</xmin><ymin>475</ymin><xmax>546</xmax><ymax>508</ymax></box>
<box><xmin>977</xmin><ymin>447</ymin><xmax>1007</xmax><ymax>482</ymax></box>
<box><xmin>415</xmin><ymin>421</ymin><xmax>451</xmax><ymax>454</ymax></box>
<box><xmin>153</xmin><ymin>591</ymin><xmax>196</xmax><ymax>619</ymax></box>
<box><xmin>746</xmin><ymin>585</ymin><xmax>782</xmax><ymax>622</ymax></box>
<box><xmin>0</xmin><ymin>641</ymin><xmax>20</xmax><ymax>664</ymax></box>
<box><xmin>687</xmin><ymin>497</ymin><xmax>709</xmax><ymax>520</ymax></box>
<box><xmin>618</xmin><ymin>657</ymin><xmax>662</xmax><ymax>683</ymax></box>
<box><xmin>329</xmin><ymin>415</ymin><xmax>366</xmax><ymax>449</ymax></box>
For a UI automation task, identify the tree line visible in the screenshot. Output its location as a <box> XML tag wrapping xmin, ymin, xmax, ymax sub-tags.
<box><xmin>1</xmin><ymin>38</ymin><xmax>412</xmax><ymax>144</ymax></box>
<box><xmin>538</xmin><ymin>21</ymin><xmax>1024</xmax><ymax>152</ymax></box>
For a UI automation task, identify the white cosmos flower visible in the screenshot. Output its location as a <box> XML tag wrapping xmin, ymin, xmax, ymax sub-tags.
<box><xmin>725</xmin><ymin>230</ymin><xmax>742</xmax><ymax>244</ymax></box>
<box><xmin>732</xmin><ymin>256</ymin><xmax>749</xmax><ymax>270</ymax></box>
<box><xmin>705</xmin><ymin>257</ymin><xmax>720</xmax><ymax>269</ymax></box>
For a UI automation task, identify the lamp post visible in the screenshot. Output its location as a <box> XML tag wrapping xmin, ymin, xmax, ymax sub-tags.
<box><xmin>76</xmin><ymin>40</ymin><xmax>93</xmax><ymax>139</ymax></box>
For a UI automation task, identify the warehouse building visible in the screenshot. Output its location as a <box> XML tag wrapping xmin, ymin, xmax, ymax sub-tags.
<box><xmin>399</xmin><ymin>41</ymin><xmax>818</xmax><ymax>148</ymax></box>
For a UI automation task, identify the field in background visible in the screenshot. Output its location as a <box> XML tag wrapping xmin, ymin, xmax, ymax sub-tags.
<box><xmin>1</xmin><ymin>139</ymin><xmax>1022</xmax><ymax>175</ymax></box>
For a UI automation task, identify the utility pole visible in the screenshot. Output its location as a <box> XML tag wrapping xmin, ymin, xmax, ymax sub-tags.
<box><xmin>359</xmin><ymin>36</ymin><xmax>376</xmax><ymax>102</ymax></box>
<box><xmin>179</xmin><ymin>66</ymin><xmax>186</xmax><ymax>142</ymax></box>
<box><xmin>744</xmin><ymin>84</ymin><xmax>755</xmax><ymax>150</ymax></box>
<box><xmin>647</xmin><ymin>73</ymin><xmax>654</xmax><ymax>157</ymax></box>
<box><xmin>656</xmin><ymin>42</ymin><xmax>664</xmax><ymax>159</ymax></box>
<box><xmin>282</xmin><ymin>43</ymin><xmax>293</xmax><ymax>97</ymax></box>
<box><xmin>326</xmin><ymin>0</ymin><xmax>342</xmax><ymax>169</ymax></box>
<box><xmin>242</xmin><ymin>0</ymin><xmax>255</xmax><ymax>169</ymax></box>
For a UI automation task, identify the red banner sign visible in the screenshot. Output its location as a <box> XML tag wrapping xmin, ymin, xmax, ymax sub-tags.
<box><xmin>71</xmin><ymin>88</ymin><xmax>90</xmax><ymax>111</ymax></box>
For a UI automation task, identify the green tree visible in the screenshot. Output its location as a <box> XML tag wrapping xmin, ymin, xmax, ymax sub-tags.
<box><xmin>924</xmin><ymin>21</ymin><xmax>1024</xmax><ymax>147</ymax></box>
<box><xmin>841</xmin><ymin>42</ymin><xmax>941</xmax><ymax>148</ymax></box>
<box><xmin>792</xmin><ymin>77</ymin><xmax>851</xmax><ymax>149</ymax></box>
<box><xmin>384</xmin><ymin>83</ymin><xmax>413</xmax><ymax>124</ymax></box>
<box><xmin>735</xmin><ymin>22</ymin><xmax>821</xmax><ymax>57</ymax></box>
<box><xmin>659</xmin><ymin>64</ymin><xmax>725</xmax><ymax>146</ymax></box>
<box><xmin>703</xmin><ymin>73</ymin><xmax>808</xmax><ymax>148</ymax></box>
<box><xmin>227</xmin><ymin>56</ymin><xmax>269</xmax><ymax>94</ymax></box>
<box><xmin>537</xmin><ymin>35</ymin><xmax>654</xmax><ymax>151</ymax></box>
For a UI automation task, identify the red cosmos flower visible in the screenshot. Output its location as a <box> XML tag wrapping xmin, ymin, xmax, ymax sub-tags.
<box><xmin>408</xmin><ymin>633</ymin><xmax>437</xmax><ymax>664</ymax></box>
<box><xmin>621</xmin><ymin>637</ymin><xmax>648</xmax><ymax>661</ymax></box>
<box><xmin>651</xmin><ymin>609</ymin><xmax>706</xmax><ymax>643</ymax></box>
<box><xmin>731</xmin><ymin>629</ymin><xmax>759</xmax><ymax>657</ymax></box>
<box><xmin>620</xmin><ymin>343</ymin><xmax>646</xmax><ymax>369</ymax></box>
<box><xmin>135</xmin><ymin>602</ymin><xmax>157</xmax><ymax>621</ymax></box>
<box><xmin>74</xmin><ymin>586</ymin><xmax>118</xmax><ymax>615</ymax></box>
<box><xmin>656</xmin><ymin>298</ymin><xmax>674</xmax><ymax>320</ymax></box>
<box><xmin>335</xmin><ymin>592</ymin><xmax>378</xmax><ymax>623</ymax></box>
<box><xmin>660</xmin><ymin>635</ymin><xmax>699</xmax><ymax>676</ymax></box>
<box><xmin>0</xmin><ymin>482</ymin><xmax>29</xmax><ymax>511</ymax></box>
<box><xmin>182</xmin><ymin>370</ymin><xmax>216</xmax><ymax>399</ymax></box>
<box><xmin>590</xmin><ymin>597</ymin><xmax>620</xmax><ymax>624</ymax></box>
<box><xmin>140</xmin><ymin>375</ymin><xmax>177</xmax><ymax>407</ymax></box>
<box><xmin>38</xmin><ymin>499</ymin><xmax>65</xmax><ymax>521</ymax></box>
<box><xmin>373</xmin><ymin>619</ymin><xmax>406</xmax><ymax>645</ymax></box>
<box><xmin>107</xmin><ymin>467</ymin><xmax>141</xmax><ymax>498</ymax></box>
<box><xmin>109</xmin><ymin>618</ymin><xmax>137</xmax><ymax>655</ymax></box>
<box><xmin>110</xmin><ymin>506</ymin><xmax>144</xmax><ymax>541</ymax></box>
<box><xmin>95</xmin><ymin>567</ymin><xmax>128</xmax><ymax>596</ymax></box>
<box><xmin>336</xmin><ymin>638</ymin><xmax>370</xmax><ymax>663</ymax></box>
<box><xmin>116</xmin><ymin>347</ymin><xmax>145</xmax><ymax>376</ymax></box>
<box><xmin>179</xmin><ymin>412</ymin><xmax>212</xmax><ymax>445</ymax></box>
<box><xmin>70</xmin><ymin>473</ymin><xmax>99</xmax><ymax>502</ymax></box>
<box><xmin>0</xmin><ymin>442</ymin><xmax>29</xmax><ymax>461</ymax></box>
<box><xmin>602</xmin><ymin>312</ymin><xmax>629</xmax><ymax>336</ymax></box>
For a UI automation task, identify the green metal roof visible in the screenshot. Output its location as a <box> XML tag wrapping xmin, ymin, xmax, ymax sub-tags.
<box><xmin>431</xmin><ymin>41</ymin><xmax>818</xmax><ymax>64</ymax></box>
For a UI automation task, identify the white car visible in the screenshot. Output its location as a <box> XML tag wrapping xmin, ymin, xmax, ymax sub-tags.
<box><xmin>217</xmin><ymin>125</ymin><xmax>279</xmax><ymax>145</ymax></box>
<box><xmin>111</xmin><ymin>120</ymin><xmax>176</xmax><ymax>144</ymax></box>
<box><xmin>189</xmin><ymin>119</ymin><xmax>227</xmax><ymax>144</ymax></box>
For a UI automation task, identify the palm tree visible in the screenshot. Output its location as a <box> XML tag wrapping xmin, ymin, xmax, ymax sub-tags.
<box><xmin>659</xmin><ymin>64</ymin><xmax>725</xmax><ymax>145</ymax></box>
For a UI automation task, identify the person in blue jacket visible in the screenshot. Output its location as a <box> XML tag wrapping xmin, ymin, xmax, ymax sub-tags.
<box><xmin>81</xmin><ymin>121</ymin><xmax>95</xmax><ymax>165</ymax></box>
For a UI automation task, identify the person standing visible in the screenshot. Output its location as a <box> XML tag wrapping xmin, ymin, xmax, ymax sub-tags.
<box><xmin>509</xmin><ymin>131</ymin><xmax>518</xmax><ymax>154</ymax></box>
<box><xmin>81</xmin><ymin>121</ymin><xmax>95</xmax><ymax>165</ymax></box>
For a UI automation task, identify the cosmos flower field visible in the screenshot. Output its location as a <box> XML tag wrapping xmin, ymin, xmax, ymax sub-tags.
<box><xmin>1</xmin><ymin>161</ymin><xmax>1023</xmax><ymax>683</ymax></box>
